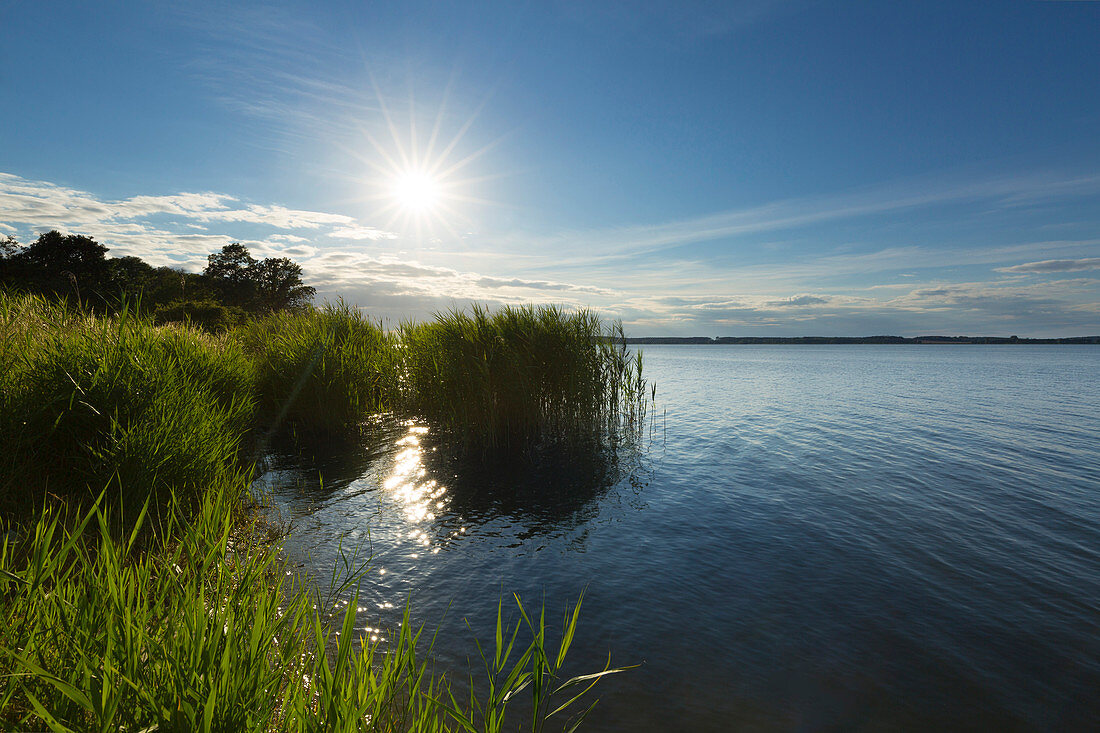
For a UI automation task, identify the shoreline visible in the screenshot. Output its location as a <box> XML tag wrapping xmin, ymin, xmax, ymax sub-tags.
<box><xmin>624</xmin><ymin>335</ymin><xmax>1100</xmax><ymax>345</ymax></box>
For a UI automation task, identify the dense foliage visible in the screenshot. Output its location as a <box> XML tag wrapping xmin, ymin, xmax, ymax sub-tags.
<box><xmin>0</xmin><ymin>231</ymin><xmax>314</xmax><ymax>323</ymax></box>
<box><xmin>0</xmin><ymin>295</ymin><xmax>254</xmax><ymax>521</ymax></box>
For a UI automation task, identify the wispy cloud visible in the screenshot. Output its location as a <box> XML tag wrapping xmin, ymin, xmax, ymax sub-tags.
<box><xmin>996</xmin><ymin>257</ymin><xmax>1100</xmax><ymax>274</ymax></box>
<box><xmin>329</xmin><ymin>226</ymin><xmax>399</xmax><ymax>241</ymax></box>
<box><xmin>768</xmin><ymin>294</ymin><xmax>830</xmax><ymax>307</ymax></box>
<box><xmin>0</xmin><ymin>173</ymin><xmax>366</xmax><ymax>232</ymax></box>
<box><xmin>304</xmin><ymin>252</ymin><xmax>614</xmax><ymax>298</ymax></box>
<box><xmin>505</xmin><ymin>172</ymin><xmax>1100</xmax><ymax>268</ymax></box>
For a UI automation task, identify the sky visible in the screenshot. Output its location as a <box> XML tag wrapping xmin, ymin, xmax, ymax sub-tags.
<box><xmin>1</xmin><ymin>0</ymin><xmax>1098</xmax><ymax>336</ymax></box>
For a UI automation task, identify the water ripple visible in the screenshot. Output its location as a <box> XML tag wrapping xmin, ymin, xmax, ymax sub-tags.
<box><xmin>258</xmin><ymin>345</ymin><xmax>1100</xmax><ymax>731</ymax></box>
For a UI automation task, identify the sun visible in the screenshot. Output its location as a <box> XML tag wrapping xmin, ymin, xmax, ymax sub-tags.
<box><xmin>349</xmin><ymin>81</ymin><xmax>503</xmax><ymax>240</ymax></box>
<box><xmin>392</xmin><ymin>169</ymin><xmax>441</xmax><ymax>214</ymax></box>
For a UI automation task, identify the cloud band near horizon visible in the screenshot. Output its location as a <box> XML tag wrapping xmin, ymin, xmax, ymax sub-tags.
<box><xmin>1</xmin><ymin>170</ymin><xmax>1098</xmax><ymax>337</ymax></box>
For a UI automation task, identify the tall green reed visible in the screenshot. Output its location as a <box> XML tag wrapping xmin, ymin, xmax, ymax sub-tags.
<box><xmin>235</xmin><ymin>301</ymin><xmax>395</xmax><ymax>439</ymax></box>
<box><xmin>395</xmin><ymin>304</ymin><xmax>648</xmax><ymax>451</ymax></box>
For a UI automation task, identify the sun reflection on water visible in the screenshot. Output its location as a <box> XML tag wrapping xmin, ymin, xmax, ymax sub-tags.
<box><xmin>381</xmin><ymin>423</ymin><xmax>451</xmax><ymax>539</ymax></box>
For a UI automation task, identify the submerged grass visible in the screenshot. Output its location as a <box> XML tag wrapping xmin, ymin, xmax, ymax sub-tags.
<box><xmin>0</xmin><ymin>291</ymin><xmax>643</xmax><ymax>729</ymax></box>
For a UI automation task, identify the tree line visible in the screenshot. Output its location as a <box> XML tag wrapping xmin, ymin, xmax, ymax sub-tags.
<box><xmin>0</xmin><ymin>231</ymin><xmax>315</xmax><ymax>330</ymax></box>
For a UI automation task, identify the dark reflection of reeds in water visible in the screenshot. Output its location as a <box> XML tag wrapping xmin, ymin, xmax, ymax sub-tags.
<box><xmin>414</xmin><ymin>421</ymin><xmax>650</xmax><ymax>535</ymax></box>
<box><xmin>254</xmin><ymin>412</ymin><xmax>651</xmax><ymax>546</ymax></box>
<box><xmin>254</xmin><ymin>417</ymin><xmax>404</xmax><ymax>497</ymax></box>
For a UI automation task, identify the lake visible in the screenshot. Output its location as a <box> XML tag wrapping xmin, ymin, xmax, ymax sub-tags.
<box><xmin>256</xmin><ymin>345</ymin><xmax>1100</xmax><ymax>730</ymax></box>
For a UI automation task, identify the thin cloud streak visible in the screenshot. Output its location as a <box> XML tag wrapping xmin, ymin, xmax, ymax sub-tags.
<box><xmin>997</xmin><ymin>257</ymin><xmax>1100</xmax><ymax>274</ymax></box>
<box><xmin>503</xmin><ymin>172</ymin><xmax>1100</xmax><ymax>268</ymax></box>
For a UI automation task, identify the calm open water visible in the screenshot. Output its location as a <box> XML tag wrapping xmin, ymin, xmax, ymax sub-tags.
<box><xmin>256</xmin><ymin>345</ymin><xmax>1100</xmax><ymax>731</ymax></box>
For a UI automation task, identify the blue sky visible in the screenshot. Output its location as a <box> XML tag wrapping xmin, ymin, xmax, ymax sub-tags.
<box><xmin>1</xmin><ymin>0</ymin><xmax>1098</xmax><ymax>336</ymax></box>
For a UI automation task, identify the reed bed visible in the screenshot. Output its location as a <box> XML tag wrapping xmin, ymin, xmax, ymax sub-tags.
<box><xmin>396</xmin><ymin>304</ymin><xmax>647</xmax><ymax>450</ymax></box>
<box><xmin>0</xmin><ymin>291</ymin><xmax>640</xmax><ymax>729</ymax></box>
<box><xmin>234</xmin><ymin>301</ymin><xmax>396</xmax><ymax>439</ymax></box>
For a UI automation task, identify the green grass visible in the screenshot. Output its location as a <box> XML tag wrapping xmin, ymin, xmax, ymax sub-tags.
<box><xmin>0</xmin><ymin>481</ymin><xmax>626</xmax><ymax>731</ymax></box>
<box><xmin>0</xmin><ymin>293</ymin><xmax>254</xmax><ymax>523</ymax></box>
<box><xmin>0</xmin><ymin>291</ymin><xmax>643</xmax><ymax>730</ymax></box>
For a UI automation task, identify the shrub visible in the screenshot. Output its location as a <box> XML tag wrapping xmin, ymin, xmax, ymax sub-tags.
<box><xmin>154</xmin><ymin>298</ymin><xmax>248</xmax><ymax>333</ymax></box>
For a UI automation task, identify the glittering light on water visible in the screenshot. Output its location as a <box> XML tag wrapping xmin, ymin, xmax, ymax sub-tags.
<box><xmin>381</xmin><ymin>423</ymin><xmax>453</xmax><ymax>543</ymax></box>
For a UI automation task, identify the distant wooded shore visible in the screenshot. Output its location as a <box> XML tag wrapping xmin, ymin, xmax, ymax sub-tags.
<box><xmin>624</xmin><ymin>336</ymin><xmax>1100</xmax><ymax>345</ymax></box>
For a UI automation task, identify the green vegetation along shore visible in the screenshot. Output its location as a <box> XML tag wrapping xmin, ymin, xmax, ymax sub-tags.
<box><xmin>0</xmin><ymin>290</ymin><xmax>644</xmax><ymax>730</ymax></box>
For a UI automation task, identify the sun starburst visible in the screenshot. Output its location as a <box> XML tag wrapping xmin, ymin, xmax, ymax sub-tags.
<box><xmin>349</xmin><ymin>80</ymin><xmax>504</xmax><ymax>242</ymax></box>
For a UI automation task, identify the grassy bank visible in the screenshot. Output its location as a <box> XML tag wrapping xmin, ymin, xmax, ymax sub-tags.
<box><xmin>0</xmin><ymin>479</ymin><xmax>622</xmax><ymax>731</ymax></box>
<box><xmin>0</xmin><ymin>291</ymin><xmax>643</xmax><ymax>730</ymax></box>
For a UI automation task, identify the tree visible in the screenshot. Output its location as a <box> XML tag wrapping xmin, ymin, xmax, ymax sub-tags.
<box><xmin>202</xmin><ymin>243</ymin><xmax>315</xmax><ymax>313</ymax></box>
<box><xmin>106</xmin><ymin>255</ymin><xmax>155</xmax><ymax>296</ymax></box>
<box><xmin>9</xmin><ymin>230</ymin><xmax>110</xmax><ymax>304</ymax></box>
<box><xmin>104</xmin><ymin>256</ymin><xmax>194</xmax><ymax>311</ymax></box>
<box><xmin>18</xmin><ymin>230</ymin><xmax>109</xmax><ymax>274</ymax></box>
<box><xmin>148</xmin><ymin>266</ymin><xmax>205</xmax><ymax>306</ymax></box>
<box><xmin>203</xmin><ymin>243</ymin><xmax>256</xmax><ymax>283</ymax></box>
<box><xmin>0</xmin><ymin>235</ymin><xmax>20</xmax><ymax>283</ymax></box>
<box><xmin>203</xmin><ymin>243</ymin><xmax>257</xmax><ymax>307</ymax></box>
<box><xmin>0</xmin><ymin>235</ymin><xmax>19</xmax><ymax>260</ymax></box>
<box><xmin>250</xmin><ymin>257</ymin><xmax>315</xmax><ymax>313</ymax></box>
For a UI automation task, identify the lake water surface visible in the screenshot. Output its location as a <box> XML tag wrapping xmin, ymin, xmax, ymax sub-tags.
<box><xmin>256</xmin><ymin>345</ymin><xmax>1100</xmax><ymax>731</ymax></box>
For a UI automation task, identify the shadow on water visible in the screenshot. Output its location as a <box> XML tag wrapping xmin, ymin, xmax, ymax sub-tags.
<box><xmin>254</xmin><ymin>419</ymin><xmax>406</xmax><ymax>499</ymax></box>
<box><xmin>253</xmin><ymin>415</ymin><xmax>651</xmax><ymax>543</ymax></box>
<box><xmin>419</xmin><ymin>430</ymin><xmax>649</xmax><ymax>535</ymax></box>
